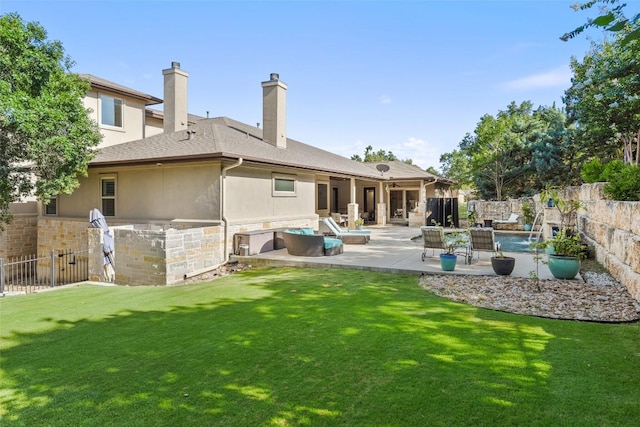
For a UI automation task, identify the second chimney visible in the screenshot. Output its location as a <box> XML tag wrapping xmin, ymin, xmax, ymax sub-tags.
<box><xmin>162</xmin><ymin>61</ymin><xmax>189</xmax><ymax>133</ymax></box>
<box><xmin>261</xmin><ymin>73</ymin><xmax>287</xmax><ymax>148</ymax></box>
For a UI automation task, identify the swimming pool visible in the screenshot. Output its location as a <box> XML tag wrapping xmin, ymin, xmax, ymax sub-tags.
<box><xmin>495</xmin><ymin>232</ymin><xmax>540</xmax><ymax>253</ymax></box>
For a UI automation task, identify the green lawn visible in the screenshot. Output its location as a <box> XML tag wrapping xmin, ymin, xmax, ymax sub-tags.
<box><xmin>1</xmin><ymin>268</ymin><xmax>639</xmax><ymax>426</ymax></box>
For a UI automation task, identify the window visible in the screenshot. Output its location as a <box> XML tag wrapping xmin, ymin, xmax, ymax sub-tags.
<box><xmin>317</xmin><ymin>183</ymin><xmax>328</xmax><ymax>210</ymax></box>
<box><xmin>100</xmin><ymin>95</ymin><xmax>123</xmax><ymax>127</ymax></box>
<box><xmin>44</xmin><ymin>197</ymin><xmax>57</xmax><ymax>215</ymax></box>
<box><xmin>273</xmin><ymin>174</ymin><xmax>296</xmax><ymax>196</ymax></box>
<box><xmin>101</xmin><ymin>177</ymin><xmax>116</xmax><ymax>216</ymax></box>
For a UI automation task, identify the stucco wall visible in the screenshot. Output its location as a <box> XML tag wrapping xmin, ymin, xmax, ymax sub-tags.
<box><xmin>225</xmin><ymin>166</ymin><xmax>316</xmax><ymax>221</ymax></box>
<box><xmin>57</xmin><ymin>162</ymin><xmax>222</xmax><ymax>221</ymax></box>
<box><xmin>83</xmin><ymin>89</ymin><xmax>147</xmax><ymax>148</ymax></box>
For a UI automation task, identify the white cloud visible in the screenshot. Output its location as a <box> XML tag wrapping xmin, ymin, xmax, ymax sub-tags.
<box><xmin>379</xmin><ymin>95</ymin><xmax>391</xmax><ymax>104</ymax></box>
<box><xmin>392</xmin><ymin>137</ymin><xmax>443</xmax><ymax>170</ymax></box>
<box><xmin>331</xmin><ymin>137</ymin><xmax>444</xmax><ymax>170</ymax></box>
<box><xmin>503</xmin><ymin>65</ymin><xmax>571</xmax><ymax>90</ymax></box>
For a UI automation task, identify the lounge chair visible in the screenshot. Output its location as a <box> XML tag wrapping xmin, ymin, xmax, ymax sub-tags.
<box><xmin>467</xmin><ymin>227</ymin><xmax>500</xmax><ymax>263</ymax></box>
<box><xmin>493</xmin><ymin>213</ymin><xmax>519</xmax><ymax>230</ymax></box>
<box><xmin>325</xmin><ymin>216</ymin><xmax>372</xmax><ymax>236</ymax></box>
<box><xmin>420</xmin><ymin>226</ymin><xmax>446</xmax><ymax>261</ymax></box>
<box><xmin>320</xmin><ymin>217</ymin><xmax>370</xmax><ymax>244</ymax></box>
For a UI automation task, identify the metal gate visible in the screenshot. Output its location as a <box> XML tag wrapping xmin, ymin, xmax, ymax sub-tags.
<box><xmin>0</xmin><ymin>249</ymin><xmax>89</xmax><ymax>294</ymax></box>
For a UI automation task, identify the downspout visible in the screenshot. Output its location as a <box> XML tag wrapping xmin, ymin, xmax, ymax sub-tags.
<box><xmin>221</xmin><ymin>158</ymin><xmax>243</xmax><ymax>262</ymax></box>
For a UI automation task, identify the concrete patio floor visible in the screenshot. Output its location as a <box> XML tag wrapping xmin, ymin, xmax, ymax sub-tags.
<box><xmin>232</xmin><ymin>225</ymin><xmax>560</xmax><ymax>280</ymax></box>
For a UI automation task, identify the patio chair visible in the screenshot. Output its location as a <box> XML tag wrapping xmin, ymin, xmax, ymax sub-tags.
<box><xmin>493</xmin><ymin>213</ymin><xmax>519</xmax><ymax>226</ymax></box>
<box><xmin>330</xmin><ymin>212</ymin><xmax>346</xmax><ymax>226</ymax></box>
<box><xmin>320</xmin><ymin>217</ymin><xmax>370</xmax><ymax>244</ymax></box>
<box><xmin>420</xmin><ymin>226</ymin><xmax>446</xmax><ymax>261</ymax></box>
<box><xmin>467</xmin><ymin>227</ymin><xmax>500</xmax><ymax>264</ymax></box>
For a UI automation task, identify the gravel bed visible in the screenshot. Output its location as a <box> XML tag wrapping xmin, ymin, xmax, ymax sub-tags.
<box><xmin>419</xmin><ymin>271</ymin><xmax>640</xmax><ymax>322</ymax></box>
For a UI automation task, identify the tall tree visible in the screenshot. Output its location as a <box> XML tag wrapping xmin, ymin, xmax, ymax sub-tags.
<box><xmin>530</xmin><ymin>106</ymin><xmax>582</xmax><ymax>186</ymax></box>
<box><xmin>561</xmin><ymin>0</ymin><xmax>640</xmax><ymax>46</ymax></box>
<box><xmin>351</xmin><ymin>145</ymin><xmax>412</xmax><ymax>164</ymax></box>
<box><xmin>564</xmin><ymin>33</ymin><xmax>640</xmax><ymax>165</ymax></box>
<box><xmin>0</xmin><ymin>13</ymin><xmax>101</xmax><ymax>229</ymax></box>
<box><xmin>467</xmin><ymin>102</ymin><xmax>537</xmax><ymax>200</ymax></box>
<box><xmin>439</xmin><ymin>135</ymin><xmax>473</xmax><ymax>188</ymax></box>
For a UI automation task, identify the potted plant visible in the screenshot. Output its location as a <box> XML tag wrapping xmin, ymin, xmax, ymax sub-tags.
<box><xmin>491</xmin><ymin>250</ymin><xmax>515</xmax><ymax>275</ymax></box>
<box><xmin>467</xmin><ymin>209</ymin><xmax>478</xmax><ymax>227</ymax></box>
<box><xmin>354</xmin><ymin>218</ymin><xmax>364</xmax><ymax>230</ymax></box>
<box><xmin>541</xmin><ymin>186</ymin><xmax>583</xmax><ymax>231</ymax></box>
<box><xmin>538</xmin><ymin>229</ymin><xmax>586</xmax><ymax>279</ymax></box>
<box><xmin>521</xmin><ymin>201</ymin><xmax>534</xmax><ymax>231</ymax></box>
<box><xmin>439</xmin><ymin>231</ymin><xmax>468</xmax><ymax>271</ymax></box>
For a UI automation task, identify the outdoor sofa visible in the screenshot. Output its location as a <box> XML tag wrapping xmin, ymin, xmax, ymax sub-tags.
<box><xmin>282</xmin><ymin>228</ymin><xmax>344</xmax><ymax>256</ymax></box>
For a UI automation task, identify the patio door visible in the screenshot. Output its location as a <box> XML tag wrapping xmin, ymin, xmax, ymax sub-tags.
<box><xmin>363</xmin><ymin>187</ymin><xmax>375</xmax><ymax>218</ymax></box>
<box><xmin>390</xmin><ymin>190</ymin><xmax>404</xmax><ymax>220</ymax></box>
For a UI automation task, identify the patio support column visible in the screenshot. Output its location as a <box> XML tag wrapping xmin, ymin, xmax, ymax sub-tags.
<box><xmin>417</xmin><ymin>179</ymin><xmax>427</xmax><ymax>226</ymax></box>
<box><xmin>377</xmin><ymin>181</ymin><xmax>386</xmax><ymax>225</ymax></box>
<box><xmin>347</xmin><ymin>178</ymin><xmax>358</xmax><ymax>230</ymax></box>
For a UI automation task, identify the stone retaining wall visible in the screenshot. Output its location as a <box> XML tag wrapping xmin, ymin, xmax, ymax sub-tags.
<box><xmin>578</xmin><ymin>184</ymin><xmax>640</xmax><ymax>302</ymax></box>
<box><xmin>468</xmin><ymin>198</ymin><xmax>537</xmax><ymax>230</ymax></box>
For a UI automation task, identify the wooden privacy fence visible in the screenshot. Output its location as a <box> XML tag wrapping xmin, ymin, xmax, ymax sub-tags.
<box><xmin>0</xmin><ymin>249</ymin><xmax>89</xmax><ymax>294</ymax></box>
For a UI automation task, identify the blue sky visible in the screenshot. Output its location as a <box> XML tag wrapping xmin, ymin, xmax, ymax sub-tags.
<box><xmin>2</xmin><ymin>0</ymin><xmax>626</xmax><ymax>170</ymax></box>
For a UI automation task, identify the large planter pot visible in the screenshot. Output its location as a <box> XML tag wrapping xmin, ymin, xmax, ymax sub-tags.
<box><xmin>439</xmin><ymin>253</ymin><xmax>458</xmax><ymax>271</ymax></box>
<box><xmin>547</xmin><ymin>255</ymin><xmax>580</xmax><ymax>279</ymax></box>
<box><xmin>491</xmin><ymin>256</ymin><xmax>515</xmax><ymax>276</ymax></box>
<box><xmin>523</xmin><ymin>224</ymin><xmax>533</xmax><ymax>232</ymax></box>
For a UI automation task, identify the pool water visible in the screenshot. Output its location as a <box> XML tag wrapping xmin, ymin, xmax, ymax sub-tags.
<box><xmin>495</xmin><ymin>233</ymin><xmax>540</xmax><ymax>253</ymax></box>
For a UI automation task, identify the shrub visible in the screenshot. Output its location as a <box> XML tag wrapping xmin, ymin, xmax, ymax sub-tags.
<box><xmin>581</xmin><ymin>159</ymin><xmax>640</xmax><ymax>201</ymax></box>
<box><xmin>581</xmin><ymin>158</ymin><xmax>605</xmax><ymax>183</ymax></box>
<box><xmin>603</xmin><ymin>163</ymin><xmax>640</xmax><ymax>201</ymax></box>
<box><xmin>601</xmin><ymin>159</ymin><xmax>625</xmax><ymax>182</ymax></box>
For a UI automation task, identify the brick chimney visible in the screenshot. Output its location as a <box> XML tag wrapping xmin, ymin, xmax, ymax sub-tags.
<box><xmin>261</xmin><ymin>73</ymin><xmax>287</xmax><ymax>148</ymax></box>
<box><xmin>162</xmin><ymin>61</ymin><xmax>188</xmax><ymax>133</ymax></box>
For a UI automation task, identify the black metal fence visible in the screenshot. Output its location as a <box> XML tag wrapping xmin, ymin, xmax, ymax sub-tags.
<box><xmin>0</xmin><ymin>249</ymin><xmax>89</xmax><ymax>294</ymax></box>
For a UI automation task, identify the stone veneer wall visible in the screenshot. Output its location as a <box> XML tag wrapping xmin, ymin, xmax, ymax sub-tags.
<box><xmin>112</xmin><ymin>224</ymin><xmax>224</xmax><ymax>286</ymax></box>
<box><xmin>468</xmin><ymin>198</ymin><xmax>537</xmax><ymax>229</ymax></box>
<box><xmin>0</xmin><ymin>213</ymin><xmax>38</xmax><ymax>259</ymax></box>
<box><xmin>578</xmin><ymin>183</ymin><xmax>640</xmax><ymax>302</ymax></box>
<box><xmin>37</xmin><ymin>218</ymin><xmax>91</xmax><ymax>254</ymax></box>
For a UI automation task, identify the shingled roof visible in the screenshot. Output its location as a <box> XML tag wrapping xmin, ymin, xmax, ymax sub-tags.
<box><xmin>91</xmin><ymin>117</ymin><xmax>382</xmax><ymax>179</ymax></box>
<box><xmin>91</xmin><ymin>116</ymin><xmax>454</xmax><ymax>184</ymax></box>
<box><xmin>79</xmin><ymin>74</ymin><xmax>163</xmax><ymax>106</ymax></box>
<box><xmin>362</xmin><ymin>161</ymin><xmax>455</xmax><ymax>184</ymax></box>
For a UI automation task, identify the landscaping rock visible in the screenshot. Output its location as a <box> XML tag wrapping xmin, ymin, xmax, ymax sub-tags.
<box><xmin>419</xmin><ymin>271</ymin><xmax>640</xmax><ymax>322</ymax></box>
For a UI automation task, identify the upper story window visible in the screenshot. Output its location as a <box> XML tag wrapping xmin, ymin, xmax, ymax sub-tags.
<box><xmin>273</xmin><ymin>173</ymin><xmax>296</xmax><ymax>197</ymax></box>
<box><xmin>100</xmin><ymin>95</ymin><xmax>123</xmax><ymax>128</ymax></box>
<box><xmin>101</xmin><ymin>177</ymin><xmax>116</xmax><ymax>216</ymax></box>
